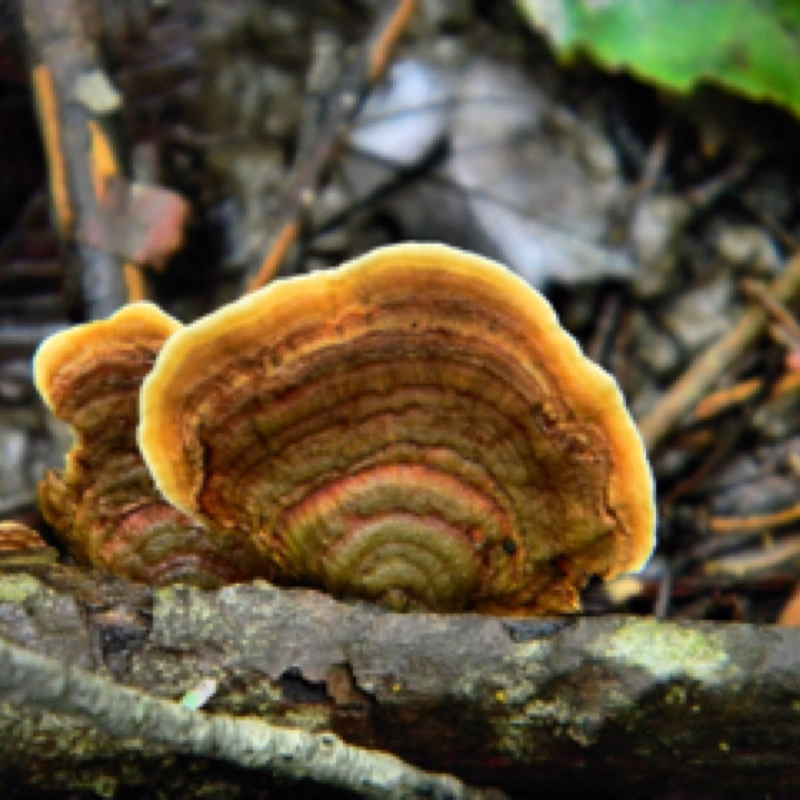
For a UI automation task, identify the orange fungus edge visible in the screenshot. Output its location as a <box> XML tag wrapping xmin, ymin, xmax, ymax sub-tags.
<box><xmin>34</xmin><ymin>302</ymin><xmax>182</xmax><ymax>414</ymax></box>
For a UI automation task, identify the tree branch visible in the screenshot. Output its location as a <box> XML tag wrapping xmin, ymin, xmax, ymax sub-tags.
<box><xmin>1</xmin><ymin>566</ymin><xmax>799</xmax><ymax>798</ymax></box>
<box><xmin>0</xmin><ymin>627</ymin><xmax>499</xmax><ymax>800</ymax></box>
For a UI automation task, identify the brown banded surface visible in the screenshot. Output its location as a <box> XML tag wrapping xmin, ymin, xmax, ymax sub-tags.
<box><xmin>34</xmin><ymin>304</ymin><xmax>265</xmax><ymax>587</ymax></box>
<box><xmin>140</xmin><ymin>243</ymin><xmax>655</xmax><ymax>614</ymax></box>
<box><xmin>0</xmin><ymin>521</ymin><xmax>49</xmax><ymax>553</ymax></box>
<box><xmin>0</xmin><ymin>521</ymin><xmax>57</xmax><ymax>567</ymax></box>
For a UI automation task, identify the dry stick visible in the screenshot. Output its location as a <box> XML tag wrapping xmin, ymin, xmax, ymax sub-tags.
<box><xmin>638</xmin><ymin>249</ymin><xmax>800</xmax><ymax>452</ymax></box>
<box><xmin>369</xmin><ymin>0</ymin><xmax>417</xmax><ymax>82</ymax></box>
<box><xmin>704</xmin><ymin>536</ymin><xmax>800</xmax><ymax>579</ymax></box>
<box><xmin>31</xmin><ymin>64</ymin><xmax>72</xmax><ymax>237</ymax></box>
<box><xmin>22</xmin><ymin>0</ymin><xmax>189</xmax><ymax>317</ymax></box>
<box><xmin>247</xmin><ymin>0</ymin><xmax>417</xmax><ymax>291</ymax></box>
<box><xmin>778</xmin><ymin>580</ymin><xmax>800</xmax><ymax>625</ymax></box>
<box><xmin>690</xmin><ymin>369</ymin><xmax>800</xmax><ymax>425</ymax></box>
<box><xmin>0</xmin><ymin>635</ymin><xmax>501</xmax><ymax>800</ymax></box>
<box><xmin>684</xmin><ymin>280</ymin><xmax>800</xmax><ymax>425</ymax></box>
<box><xmin>709</xmin><ymin>501</ymin><xmax>800</xmax><ymax>535</ymax></box>
<box><xmin>22</xmin><ymin>0</ymin><xmax>131</xmax><ymax>317</ymax></box>
<box><xmin>690</xmin><ymin>377</ymin><xmax>763</xmax><ymax>422</ymax></box>
<box><xmin>741</xmin><ymin>277</ymin><xmax>800</xmax><ymax>346</ymax></box>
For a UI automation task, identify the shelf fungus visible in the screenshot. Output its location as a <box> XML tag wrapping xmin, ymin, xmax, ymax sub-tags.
<box><xmin>138</xmin><ymin>243</ymin><xmax>655</xmax><ymax>614</ymax></box>
<box><xmin>0</xmin><ymin>521</ymin><xmax>57</xmax><ymax>566</ymax></box>
<box><xmin>33</xmin><ymin>304</ymin><xmax>265</xmax><ymax>587</ymax></box>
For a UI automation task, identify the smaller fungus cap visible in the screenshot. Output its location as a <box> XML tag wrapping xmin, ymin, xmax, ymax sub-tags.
<box><xmin>34</xmin><ymin>303</ymin><xmax>265</xmax><ymax>586</ymax></box>
<box><xmin>0</xmin><ymin>521</ymin><xmax>57</xmax><ymax>567</ymax></box>
<box><xmin>139</xmin><ymin>243</ymin><xmax>655</xmax><ymax>614</ymax></box>
<box><xmin>0</xmin><ymin>521</ymin><xmax>48</xmax><ymax>552</ymax></box>
<box><xmin>34</xmin><ymin>303</ymin><xmax>181</xmax><ymax>411</ymax></box>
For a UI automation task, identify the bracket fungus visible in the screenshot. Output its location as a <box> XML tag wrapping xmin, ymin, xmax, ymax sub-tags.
<box><xmin>138</xmin><ymin>243</ymin><xmax>655</xmax><ymax>614</ymax></box>
<box><xmin>33</xmin><ymin>304</ymin><xmax>264</xmax><ymax>587</ymax></box>
<box><xmin>0</xmin><ymin>521</ymin><xmax>57</xmax><ymax>566</ymax></box>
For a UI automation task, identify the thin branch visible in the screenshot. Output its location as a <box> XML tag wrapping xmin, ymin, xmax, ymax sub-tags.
<box><xmin>247</xmin><ymin>0</ymin><xmax>417</xmax><ymax>291</ymax></box>
<box><xmin>368</xmin><ymin>0</ymin><xmax>416</xmax><ymax>82</ymax></box>
<box><xmin>21</xmin><ymin>0</ymin><xmax>189</xmax><ymax>317</ymax></box>
<box><xmin>709</xmin><ymin>500</ymin><xmax>800</xmax><ymax>535</ymax></box>
<box><xmin>741</xmin><ymin>277</ymin><xmax>800</xmax><ymax>347</ymax></box>
<box><xmin>638</xmin><ymin>249</ymin><xmax>800</xmax><ymax>452</ymax></box>
<box><xmin>0</xmin><ymin>635</ymin><xmax>502</xmax><ymax>800</ymax></box>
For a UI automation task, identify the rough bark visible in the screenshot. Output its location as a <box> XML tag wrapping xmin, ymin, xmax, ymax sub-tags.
<box><xmin>1</xmin><ymin>563</ymin><xmax>799</xmax><ymax>799</ymax></box>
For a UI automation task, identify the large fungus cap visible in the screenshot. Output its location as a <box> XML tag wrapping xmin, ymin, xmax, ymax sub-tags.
<box><xmin>34</xmin><ymin>303</ymin><xmax>265</xmax><ymax>587</ymax></box>
<box><xmin>140</xmin><ymin>243</ymin><xmax>655</xmax><ymax>614</ymax></box>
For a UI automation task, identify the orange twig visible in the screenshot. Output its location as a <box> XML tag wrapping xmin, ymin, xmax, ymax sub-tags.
<box><xmin>690</xmin><ymin>378</ymin><xmax>762</xmax><ymax>423</ymax></box>
<box><xmin>709</xmin><ymin>502</ymin><xmax>800</xmax><ymax>535</ymax></box>
<box><xmin>691</xmin><ymin>371</ymin><xmax>800</xmax><ymax>424</ymax></box>
<box><xmin>369</xmin><ymin>0</ymin><xmax>416</xmax><ymax>82</ymax></box>
<box><xmin>87</xmin><ymin>120</ymin><xmax>119</xmax><ymax>203</ymax></box>
<box><xmin>123</xmin><ymin>263</ymin><xmax>147</xmax><ymax>302</ymax></box>
<box><xmin>246</xmin><ymin>0</ymin><xmax>416</xmax><ymax>292</ymax></box>
<box><xmin>777</xmin><ymin>580</ymin><xmax>800</xmax><ymax>625</ymax></box>
<box><xmin>248</xmin><ymin>221</ymin><xmax>300</xmax><ymax>292</ymax></box>
<box><xmin>24</xmin><ymin>0</ymin><xmax>193</xmax><ymax>314</ymax></box>
<box><xmin>741</xmin><ymin>277</ymin><xmax>800</xmax><ymax>348</ymax></box>
<box><xmin>704</xmin><ymin>536</ymin><xmax>800</xmax><ymax>578</ymax></box>
<box><xmin>32</xmin><ymin>65</ymin><xmax>72</xmax><ymax>236</ymax></box>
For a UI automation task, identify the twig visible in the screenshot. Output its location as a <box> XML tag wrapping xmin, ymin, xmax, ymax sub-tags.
<box><xmin>704</xmin><ymin>536</ymin><xmax>800</xmax><ymax>579</ymax></box>
<box><xmin>0</xmin><ymin>635</ymin><xmax>501</xmax><ymax>800</ymax></box>
<box><xmin>369</xmin><ymin>0</ymin><xmax>416</xmax><ymax>82</ymax></box>
<box><xmin>653</xmin><ymin>561</ymin><xmax>673</xmax><ymax>619</ymax></box>
<box><xmin>587</xmin><ymin>290</ymin><xmax>623</xmax><ymax>368</ymax></box>
<box><xmin>311</xmin><ymin>137</ymin><xmax>449</xmax><ymax>240</ymax></box>
<box><xmin>709</xmin><ymin>502</ymin><xmax>800</xmax><ymax>535</ymax></box>
<box><xmin>663</xmin><ymin>347</ymin><xmax>785</xmax><ymax>505</ymax></box>
<box><xmin>638</xmin><ymin>249</ymin><xmax>800</xmax><ymax>452</ymax></box>
<box><xmin>247</xmin><ymin>0</ymin><xmax>417</xmax><ymax>291</ymax></box>
<box><xmin>741</xmin><ymin>277</ymin><xmax>800</xmax><ymax>348</ymax></box>
<box><xmin>691</xmin><ymin>370</ymin><xmax>800</xmax><ymax>425</ymax></box>
<box><xmin>690</xmin><ymin>377</ymin><xmax>763</xmax><ymax>422</ymax></box>
<box><xmin>777</xmin><ymin>581</ymin><xmax>800</xmax><ymax>625</ymax></box>
<box><xmin>631</xmin><ymin>123</ymin><xmax>671</xmax><ymax>202</ymax></box>
<box><xmin>21</xmin><ymin>0</ymin><xmax>189</xmax><ymax>318</ymax></box>
<box><xmin>31</xmin><ymin>64</ymin><xmax>72</xmax><ymax>237</ymax></box>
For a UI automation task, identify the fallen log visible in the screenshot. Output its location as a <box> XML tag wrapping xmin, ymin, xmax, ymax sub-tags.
<box><xmin>0</xmin><ymin>564</ymin><xmax>799</xmax><ymax>798</ymax></box>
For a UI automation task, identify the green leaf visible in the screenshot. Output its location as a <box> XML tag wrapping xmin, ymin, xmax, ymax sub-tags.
<box><xmin>517</xmin><ymin>0</ymin><xmax>800</xmax><ymax>119</ymax></box>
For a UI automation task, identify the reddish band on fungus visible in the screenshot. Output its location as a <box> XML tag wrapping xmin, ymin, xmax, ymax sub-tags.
<box><xmin>139</xmin><ymin>243</ymin><xmax>655</xmax><ymax>614</ymax></box>
<box><xmin>34</xmin><ymin>303</ymin><xmax>266</xmax><ymax>587</ymax></box>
